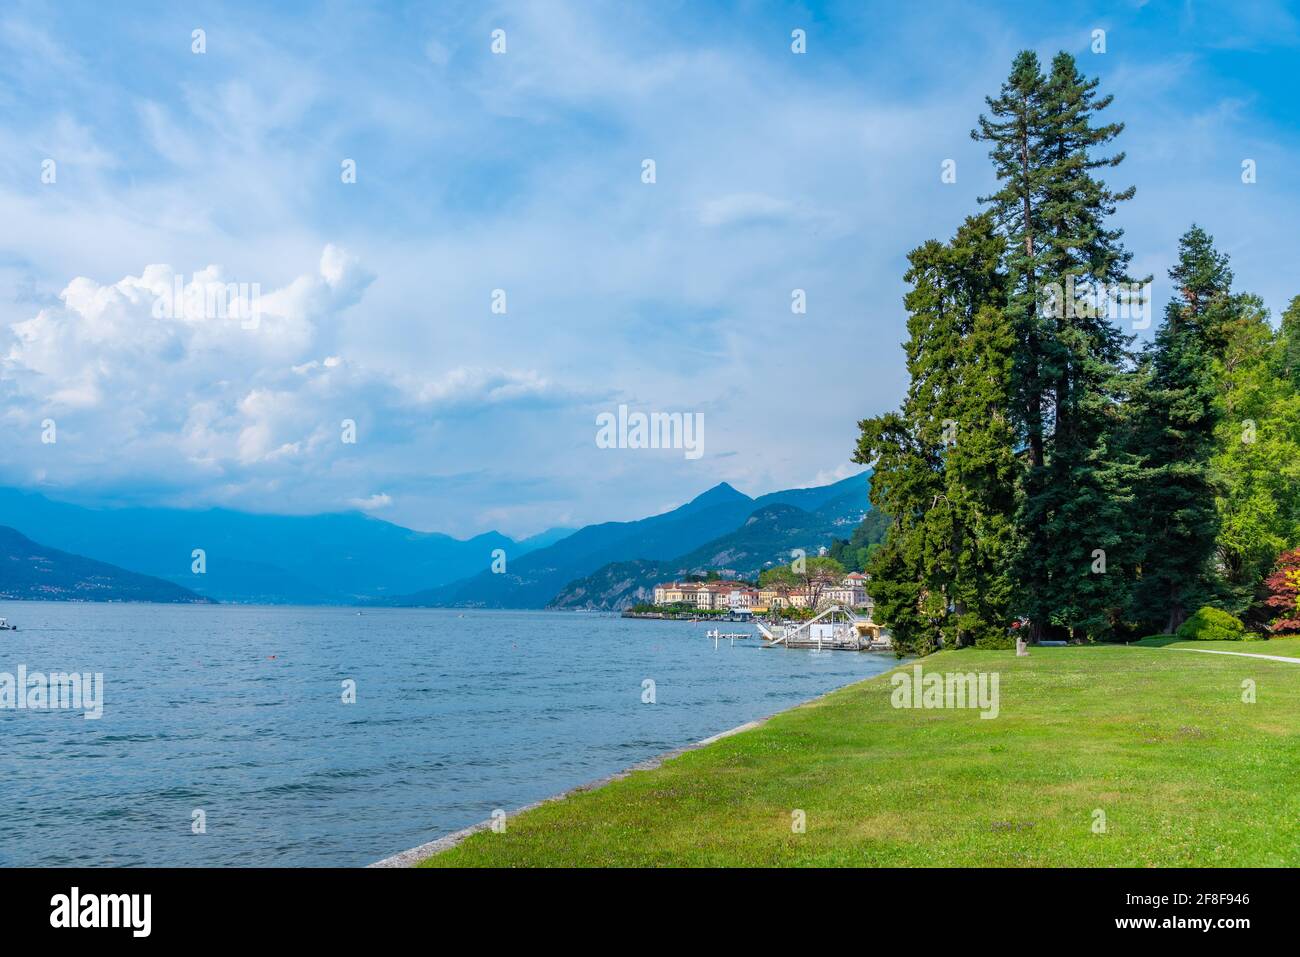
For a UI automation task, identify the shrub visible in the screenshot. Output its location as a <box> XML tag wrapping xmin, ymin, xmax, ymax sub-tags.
<box><xmin>974</xmin><ymin>633</ymin><xmax>1015</xmax><ymax>650</ymax></box>
<box><xmin>1264</xmin><ymin>548</ymin><xmax>1300</xmax><ymax>636</ymax></box>
<box><xmin>1176</xmin><ymin>606</ymin><xmax>1247</xmax><ymax>641</ymax></box>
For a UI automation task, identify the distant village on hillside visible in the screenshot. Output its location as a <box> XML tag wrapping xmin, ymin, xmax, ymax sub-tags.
<box><xmin>648</xmin><ymin>573</ymin><xmax>873</xmax><ymax>618</ymax></box>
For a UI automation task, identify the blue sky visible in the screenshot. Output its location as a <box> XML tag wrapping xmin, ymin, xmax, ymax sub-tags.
<box><xmin>1</xmin><ymin>0</ymin><xmax>1297</xmax><ymax>537</ymax></box>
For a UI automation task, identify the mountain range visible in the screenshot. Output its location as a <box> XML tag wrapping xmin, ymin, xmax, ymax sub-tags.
<box><xmin>549</xmin><ymin>497</ymin><xmax>862</xmax><ymax>610</ymax></box>
<box><xmin>0</xmin><ymin>488</ymin><xmax>571</xmax><ymax>604</ymax></box>
<box><xmin>384</xmin><ymin>472</ymin><xmax>870</xmax><ymax>609</ymax></box>
<box><xmin>0</xmin><ymin>472</ymin><xmax>871</xmax><ymax>608</ymax></box>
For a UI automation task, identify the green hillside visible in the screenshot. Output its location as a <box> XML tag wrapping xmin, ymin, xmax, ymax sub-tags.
<box><xmin>0</xmin><ymin>526</ymin><xmax>211</xmax><ymax>603</ymax></box>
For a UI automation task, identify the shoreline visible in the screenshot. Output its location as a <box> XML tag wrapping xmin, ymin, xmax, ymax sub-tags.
<box><xmin>620</xmin><ymin>610</ymin><xmax>756</xmax><ymax>622</ymax></box>
<box><xmin>387</xmin><ymin>645</ymin><xmax>1300</xmax><ymax>868</ymax></box>
<box><xmin>366</xmin><ymin>666</ymin><xmax>892</xmax><ymax>867</ymax></box>
<box><xmin>367</xmin><ymin>716</ymin><xmax>773</xmax><ymax>867</ymax></box>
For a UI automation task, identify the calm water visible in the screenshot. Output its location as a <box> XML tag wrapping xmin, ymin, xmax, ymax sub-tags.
<box><xmin>0</xmin><ymin>603</ymin><xmax>895</xmax><ymax>866</ymax></box>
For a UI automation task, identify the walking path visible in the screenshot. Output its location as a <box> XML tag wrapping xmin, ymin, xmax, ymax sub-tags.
<box><xmin>1167</xmin><ymin>647</ymin><xmax>1300</xmax><ymax>665</ymax></box>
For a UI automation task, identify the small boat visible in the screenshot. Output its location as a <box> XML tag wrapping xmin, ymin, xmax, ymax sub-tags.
<box><xmin>0</xmin><ymin>617</ymin><xmax>16</xmax><ymax>631</ymax></box>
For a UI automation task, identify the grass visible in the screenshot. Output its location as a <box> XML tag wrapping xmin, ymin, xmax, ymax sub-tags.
<box><xmin>422</xmin><ymin>645</ymin><xmax>1300</xmax><ymax>867</ymax></box>
<box><xmin>1136</xmin><ymin>635</ymin><xmax>1300</xmax><ymax>659</ymax></box>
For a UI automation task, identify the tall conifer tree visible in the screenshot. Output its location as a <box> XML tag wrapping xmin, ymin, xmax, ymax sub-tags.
<box><xmin>973</xmin><ymin>51</ymin><xmax>1138</xmax><ymax>640</ymax></box>
<box><xmin>855</xmin><ymin>215</ymin><xmax>1016</xmax><ymax>652</ymax></box>
<box><xmin>1128</xmin><ymin>226</ymin><xmax>1232</xmax><ymax>633</ymax></box>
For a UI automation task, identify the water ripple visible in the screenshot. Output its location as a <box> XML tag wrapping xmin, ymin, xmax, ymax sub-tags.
<box><xmin>0</xmin><ymin>604</ymin><xmax>893</xmax><ymax>865</ymax></box>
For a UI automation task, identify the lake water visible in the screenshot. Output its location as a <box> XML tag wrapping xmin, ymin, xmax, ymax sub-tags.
<box><xmin>0</xmin><ymin>603</ymin><xmax>896</xmax><ymax>866</ymax></box>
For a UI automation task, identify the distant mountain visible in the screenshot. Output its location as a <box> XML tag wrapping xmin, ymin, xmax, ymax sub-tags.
<box><xmin>387</xmin><ymin>473</ymin><xmax>870</xmax><ymax>609</ymax></box>
<box><xmin>516</xmin><ymin>527</ymin><xmax>578</xmax><ymax>550</ymax></box>
<box><xmin>550</xmin><ymin>491</ymin><xmax>868</xmax><ymax>610</ymax></box>
<box><xmin>0</xmin><ymin>489</ymin><xmax>570</xmax><ymax>604</ymax></box>
<box><xmin>548</xmin><ymin>558</ymin><xmax>664</xmax><ymax>611</ymax></box>
<box><xmin>0</xmin><ymin>476</ymin><xmax>867</xmax><ymax>608</ymax></box>
<box><xmin>0</xmin><ymin>526</ymin><xmax>210</xmax><ymax>603</ymax></box>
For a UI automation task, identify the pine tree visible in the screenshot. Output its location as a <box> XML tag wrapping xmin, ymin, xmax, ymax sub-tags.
<box><xmin>946</xmin><ymin>301</ymin><xmax>1018</xmax><ymax>644</ymax></box>
<box><xmin>971</xmin><ymin>51</ymin><xmax>1050</xmax><ymax>475</ymax></box>
<box><xmin>973</xmin><ymin>51</ymin><xmax>1139</xmax><ymax>641</ymax></box>
<box><xmin>1127</xmin><ymin>226</ymin><xmax>1231</xmax><ymax>634</ymax></box>
<box><xmin>854</xmin><ymin>215</ymin><xmax>1016</xmax><ymax>652</ymax></box>
<box><xmin>855</xmin><ymin>406</ymin><xmax>934</xmax><ymax>654</ymax></box>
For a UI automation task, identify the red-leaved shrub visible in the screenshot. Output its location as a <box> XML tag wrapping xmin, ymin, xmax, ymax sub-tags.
<box><xmin>1264</xmin><ymin>548</ymin><xmax>1300</xmax><ymax>635</ymax></box>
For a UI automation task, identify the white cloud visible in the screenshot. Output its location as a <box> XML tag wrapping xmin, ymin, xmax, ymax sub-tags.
<box><xmin>350</xmin><ymin>492</ymin><xmax>392</xmax><ymax>511</ymax></box>
<box><xmin>808</xmin><ymin>462</ymin><xmax>866</xmax><ymax>488</ymax></box>
<box><xmin>0</xmin><ymin>248</ymin><xmax>581</xmax><ymax>529</ymax></box>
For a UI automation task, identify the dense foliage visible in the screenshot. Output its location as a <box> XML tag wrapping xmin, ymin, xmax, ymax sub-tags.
<box><xmin>828</xmin><ymin>508</ymin><xmax>890</xmax><ymax>572</ymax></box>
<box><xmin>1125</xmin><ymin>227</ymin><xmax>1232</xmax><ymax>634</ymax></box>
<box><xmin>854</xmin><ymin>50</ymin><xmax>1300</xmax><ymax>646</ymax></box>
<box><xmin>855</xmin><ymin>215</ymin><xmax>1017</xmax><ymax>653</ymax></box>
<box><xmin>1212</xmin><ymin>296</ymin><xmax>1300</xmax><ymax>618</ymax></box>
<box><xmin>757</xmin><ymin>556</ymin><xmax>845</xmax><ymax>588</ymax></box>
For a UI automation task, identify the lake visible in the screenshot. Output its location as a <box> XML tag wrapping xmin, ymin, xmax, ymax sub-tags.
<box><xmin>0</xmin><ymin>603</ymin><xmax>896</xmax><ymax>866</ymax></box>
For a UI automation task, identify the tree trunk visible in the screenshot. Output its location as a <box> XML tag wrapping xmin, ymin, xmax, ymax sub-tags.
<box><xmin>1021</xmin><ymin>124</ymin><xmax>1044</xmax><ymax>472</ymax></box>
<box><xmin>1165</xmin><ymin>584</ymin><xmax>1187</xmax><ymax>635</ymax></box>
<box><xmin>1028</xmin><ymin>618</ymin><xmax>1045</xmax><ymax>645</ymax></box>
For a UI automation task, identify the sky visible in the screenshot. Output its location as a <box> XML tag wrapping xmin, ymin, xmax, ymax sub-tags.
<box><xmin>1</xmin><ymin>0</ymin><xmax>1298</xmax><ymax>538</ymax></box>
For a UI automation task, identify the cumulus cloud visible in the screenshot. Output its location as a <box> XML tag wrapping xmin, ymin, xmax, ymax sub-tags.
<box><xmin>5</xmin><ymin>246</ymin><xmax>364</xmax><ymax>416</ymax></box>
<box><xmin>0</xmin><ymin>247</ymin><xmax>571</xmax><ymax>521</ymax></box>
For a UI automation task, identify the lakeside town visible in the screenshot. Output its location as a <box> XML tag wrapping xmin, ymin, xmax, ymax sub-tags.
<box><xmin>639</xmin><ymin>572</ymin><xmax>874</xmax><ymax>619</ymax></box>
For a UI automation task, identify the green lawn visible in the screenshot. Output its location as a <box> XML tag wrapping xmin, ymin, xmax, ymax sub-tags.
<box><xmin>1136</xmin><ymin>634</ymin><xmax>1300</xmax><ymax>659</ymax></box>
<box><xmin>423</xmin><ymin>645</ymin><xmax>1300</xmax><ymax>866</ymax></box>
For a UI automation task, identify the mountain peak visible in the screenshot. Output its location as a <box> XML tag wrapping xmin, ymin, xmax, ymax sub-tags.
<box><xmin>686</xmin><ymin>482</ymin><xmax>750</xmax><ymax>509</ymax></box>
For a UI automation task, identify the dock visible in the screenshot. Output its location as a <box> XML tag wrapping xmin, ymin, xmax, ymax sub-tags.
<box><xmin>706</xmin><ymin>628</ymin><xmax>752</xmax><ymax>647</ymax></box>
<box><xmin>755</xmin><ymin>606</ymin><xmax>891</xmax><ymax>652</ymax></box>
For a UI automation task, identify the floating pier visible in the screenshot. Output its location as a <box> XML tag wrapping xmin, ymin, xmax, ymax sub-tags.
<box><xmin>706</xmin><ymin>628</ymin><xmax>752</xmax><ymax>647</ymax></box>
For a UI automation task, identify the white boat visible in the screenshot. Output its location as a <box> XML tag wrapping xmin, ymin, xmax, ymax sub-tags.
<box><xmin>0</xmin><ymin>617</ymin><xmax>16</xmax><ymax>631</ymax></box>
